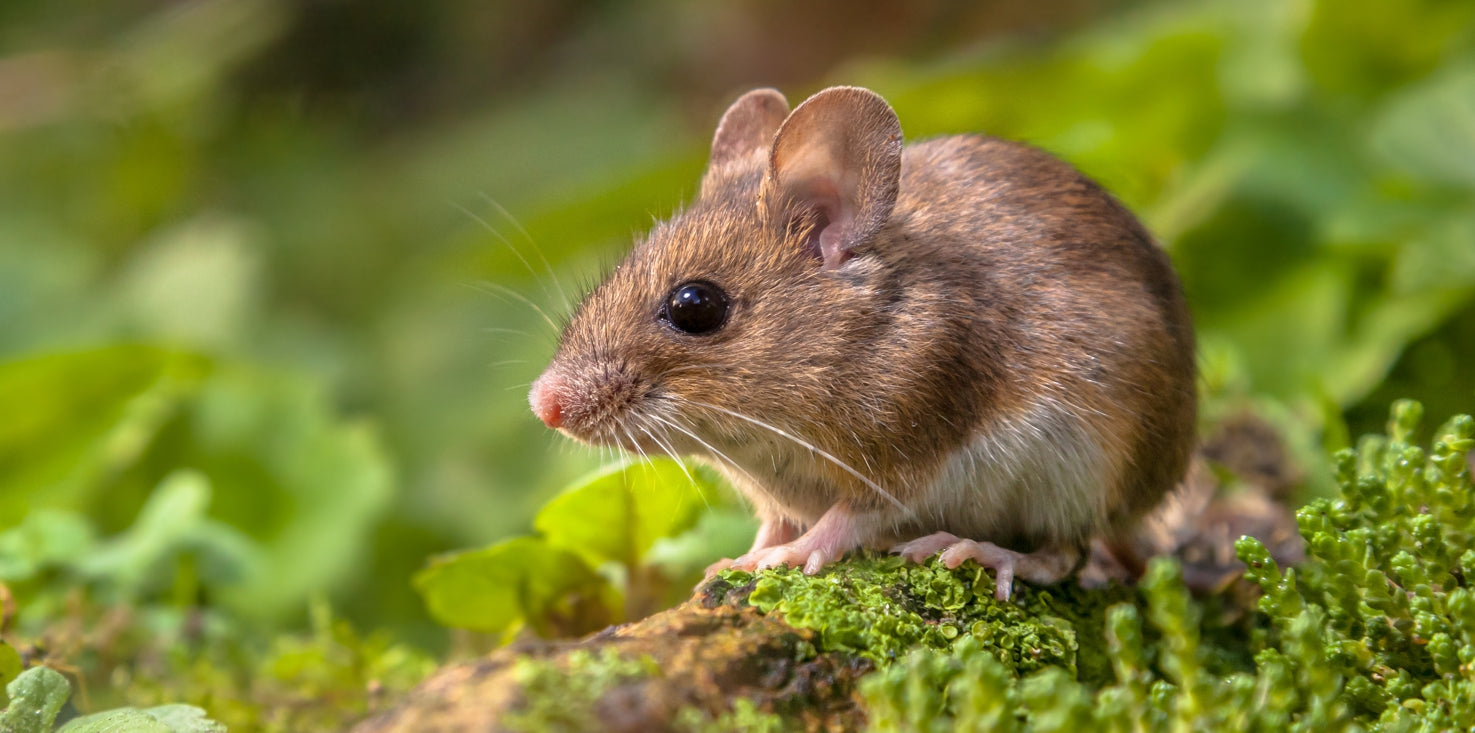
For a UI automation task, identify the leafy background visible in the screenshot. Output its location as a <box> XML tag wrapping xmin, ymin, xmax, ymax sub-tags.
<box><xmin>1</xmin><ymin>0</ymin><xmax>1473</xmax><ymax>728</ymax></box>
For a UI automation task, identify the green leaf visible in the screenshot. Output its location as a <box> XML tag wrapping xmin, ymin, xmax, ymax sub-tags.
<box><xmin>0</xmin><ymin>510</ymin><xmax>95</xmax><ymax>582</ymax></box>
<box><xmin>190</xmin><ymin>368</ymin><xmax>395</xmax><ymax>623</ymax></box>
<box><xmin>112</xmin><ymin>216</ymin><xmax>263</xmax><ymax>353</ymax></box>
<box><xmin>645</xmin><ymin>507</ymin><xmax>758</xmax><ymax>579</ymax></box>
<box><xmin>1369</xmin><ymin>62</ymin><xmax>1475</xmax><ymax>189</ymax></box>
<box><xmin>0</xmin><ymin>345</ymin><xmax>210</xmax><ymax>529</ymax></box>
<box><xmin>1301</xmin><ymin>0</ymin><xmax>1475</xmax><ymax>99</ymax></box>
<box><xmin>413</xmin><ymin>536</ymin><xmax>616</xmax><ymax>636</ymax></box>
<box><xmin>0</xmin><ymin>666</ymin><xmax>71</xmax><ymax>733</ymax></box>
<box><xmin>76</xmin><ymin>470</ymin><xmax>213</xmax><ymax>591</ymax></box>
<box><xmin>534</xmin><ymin>458</ymin><xmax>712</xmax><ymax>570</ymax></box>
<box><xmin>57</xmin><ymin>710</ymin><xmax>170</xmax><ymax>733</ymax></box>
<box><xmin>0</xmin><ymin>640</ymin><xmax>22</xmax><ymax>709</ymax></box>
<box><xmin>58</xmin><ymin>704</ymin><xmax>225</xmax><ymax>733</ymax></box>
<box><xmin>135</xmin><ymin>705</ymin><xmax>228</xmax><ymax>733</ymax></box>
<box><xmin>74</xmin><ymin>470</ymin><xmax>261</xmax><ymax>604</ymax></box>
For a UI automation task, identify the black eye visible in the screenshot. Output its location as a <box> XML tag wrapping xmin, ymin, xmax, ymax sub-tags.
<box><xmin>662</xmin><ymin>281</ymin><xmax>729</xmax><ymax>334</ymax></box>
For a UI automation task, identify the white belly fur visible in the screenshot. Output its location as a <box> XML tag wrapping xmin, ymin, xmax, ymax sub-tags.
<box><xmin>917</xmin><ymin>395</ymin><xmax>1121</xmax><ymax>547</ymax></box>
<box><xmin>701</xmin><ymin>395</ymin><xmax>1121</xmax><ymax>548</ymax></box>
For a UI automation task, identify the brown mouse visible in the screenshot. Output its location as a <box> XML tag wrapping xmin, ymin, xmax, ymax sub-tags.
<box><xmin>528</xmin><ymin>86</ymin><xmax>1195</xmax><ymax>600</ymax></box>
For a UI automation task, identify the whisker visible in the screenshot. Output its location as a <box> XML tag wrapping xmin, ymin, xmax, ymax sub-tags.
<box><xmin>633</xmin><ymin>418</ymin><xmax>690</xmax><ymax>479</ymax></box>
<box><xmin>481</xmin><ymin>327</ymin><xmax>535</xmax><ymax>338</ymax></box>
<box><xmin>682</xmin><ymin>398</ymin><xmax>909</xmax><ymax>514</ymax></box>
<box><xmin>454</xmin><ymin>201</ymin><xmax>554</xmax><ymax>305</ymax></box>
<box><xmin>469</xmin><ymin>281</ymin><xmax>560</xmax><ymax>335</ymax></box>
<box><xmin>621</xmin><ymin>423</ymin><xmax>653</xmax><ymax>470</ymax></box>
<box><xmin>632</xmin><ymin>417</ymin><xmax>707</xmax><ymax>510</ymax></box>
<box><xmin>648</xmin><ymin>411</ymin><xmax>763</xmax><ymax>491</ymax></box>
<box><xmin>478</xmin><ymin>191</ymin><xmax>571</xmax><ymax>310</ymax></box>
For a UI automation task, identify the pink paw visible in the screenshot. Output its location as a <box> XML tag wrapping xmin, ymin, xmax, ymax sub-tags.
<box><xmin>704</xmin><ymin>557</ymin><xmax>737</xmax><ymax>577</ymax></box>
<box><xmin>893</xmin><ymin>532</ymin><xmax>1079</xmax><ymax>601</ymax></box>
<box><xmin>717</xmin><ymin>504</ymin><xmax>865</xmax><ymax>577</ymax></box>
<box><xmin>892</xmin><ymin>532</ymin><xmax>964</xmax><ymax>563</ymax></box>
<box><xmin>728</xmin><ymin>539</ymin><xmax>843</xmax><ymax>575</ymax></box>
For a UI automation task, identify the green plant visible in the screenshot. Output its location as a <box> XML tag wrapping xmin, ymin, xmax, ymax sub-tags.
<box><xmin>1</xmin><ymin>665</ymin><xmax>226</xmax><ymax>733</ymax></box>
<box><xmin>858</xmin><ymin>400</ymin><xmax>1475</xmax><ymax>731</ymax></box>
<box><xmin>413</xmin><ymin>458</ymin><xmax>751</xmax><ymax>640</ymax></box>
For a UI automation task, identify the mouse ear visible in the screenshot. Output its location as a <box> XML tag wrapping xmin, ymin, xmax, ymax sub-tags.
<box><xmin>761</xmin><ymin>86</ymin><xmax>902</xmax><ymax>269</ymax></box>
<box><xmin>708</xmin><ymin>88</ymin><xmax>790</xmax><ymax>168</ymax></box>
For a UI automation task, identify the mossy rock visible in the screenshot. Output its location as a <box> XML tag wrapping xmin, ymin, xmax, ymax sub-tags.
<box><xmin>354</xmin><ymin>553</ymin><xmax>1152</xmax><ymax>733</ymax></box>
<box><xmin>356</xmin><ymin>401</ymin><xmax>1475</xmax><ymax>732</ymax></box>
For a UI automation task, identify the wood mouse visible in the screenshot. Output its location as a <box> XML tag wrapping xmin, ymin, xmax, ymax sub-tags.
<box><xmin>528</xmin><ymin>86</ymin><xmax>1196</xmax><ymax>600</ymax></box>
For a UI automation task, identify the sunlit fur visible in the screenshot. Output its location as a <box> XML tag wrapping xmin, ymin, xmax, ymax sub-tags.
<box><xmin>537</xmin><ymin>100</ymin><xmax>1195</xmax><ymax>558</ymax></box>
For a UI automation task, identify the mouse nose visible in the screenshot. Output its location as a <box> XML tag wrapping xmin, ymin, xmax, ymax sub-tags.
<box><xmin>529</xmin><ymin>373</ymin><xmax>566</xmax><ymax>429</ymax></box>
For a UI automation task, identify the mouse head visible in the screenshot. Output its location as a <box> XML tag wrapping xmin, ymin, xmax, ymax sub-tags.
<box><xmin>529</xmin><ymin>87</ymin><xmax>903</xmax><ymax>455</ymax></box>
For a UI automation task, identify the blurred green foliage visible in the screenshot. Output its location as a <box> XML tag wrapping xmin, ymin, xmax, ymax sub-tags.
<box><xmin>1</xmin><ymin>0</ymin><xmax>1474</xmax><ymax>727</ymax></box>
<box><xmin>0</xmin><ymin>599</ymin><xmax>433</xmax><ymax>732</ymax></box>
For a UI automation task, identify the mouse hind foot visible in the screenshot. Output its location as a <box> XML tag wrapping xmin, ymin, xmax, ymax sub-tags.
<box><xmin>893</xmin><ymin>532</ymin><xmax>1083</xmax><ymax>601</ymax></box>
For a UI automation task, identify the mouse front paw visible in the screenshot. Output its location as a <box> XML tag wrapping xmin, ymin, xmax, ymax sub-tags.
<box><xmin>729</xmin><ymin>540</ymin><xmax>844</xmax><ymax>575</ymax></box>
<box><xmin>703</xmin><ymin>557</ymin><xmax>738</xmax><ymax>577</ymax></box>
<box><xmin>892</xmin><ymin>532</ymin><xmax>1081</xmax><ymax>601</ymax></box>
<box><xmin>725</xmin><ymin>504</ymin><xmax>865</xmax><ymax>575</ymax></box>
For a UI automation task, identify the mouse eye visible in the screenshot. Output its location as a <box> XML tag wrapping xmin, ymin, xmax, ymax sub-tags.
<box><xmin>661</xmin><ymin>281</ymin><xmax>729</xmax><ymax>335</ymax></box>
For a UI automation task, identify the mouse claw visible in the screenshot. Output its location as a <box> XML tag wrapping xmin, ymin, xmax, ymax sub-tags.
<box><xmin>803</xmin><ymin>551</ymin><xmax>825</xmax><ymax>575</ymax></box>
<box><xmin>725</xmin><ymin>551</ymin><xmax>761</xmax><ymax>573</ymax></box>
<box><xmin>753</xmin><ymin>545</ymin><xmax>798</xmax><ymax>571</ymax></box>
<box><xmin>895</xmin><ymin>532</ymin><xmax>1082</xmax><ymax>601</ymax></box>
<box><xmin>723</xmin><ymin>504</ymin><xmax>862</xmax><ymax>575</ymax></box>
<box><xmin>891</xmin><ymin>532</ymin><xmax>962</xmax><ymax>563</ymax></box>
<box><xmin>704</xmin><ymin>557</ymin><xmax>737</xmax><ymax>577</ymax></box>
<box><xmin>937</xmin><ymin>541</ymin><xmax>1018</xmax><ymax>600</ymax></box>
<box><xmin>746</xmin><ymin>540</ymin><xmax>840</xmax><ymax>574</ymax></box>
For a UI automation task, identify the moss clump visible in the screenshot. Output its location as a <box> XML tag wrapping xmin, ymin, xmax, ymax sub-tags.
<box><xmin>857</xmin><ymin>400</ymin><xmax>1475</xmax><ymax>731</ymax></box>
<box><xmin>674</xmin><ymin>698</ymin><xmax>786</xmax><ymax>733</ymax></box>
<box><xmin>721</xmin><ymin>554</ymin><xmax>1136</xmax><ymax>683</ymax></box>
<box><xmin>502</xmin><ymin>648</ymin><xmax>659</xmax><ymax>732</ymax></box>
<box><xmin>440</xmin><ymin>400</ymin><xmax>1471</xmax><ymax>732</ymax></box>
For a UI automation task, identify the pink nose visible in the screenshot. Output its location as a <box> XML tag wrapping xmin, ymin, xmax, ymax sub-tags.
<box><xmin>529</xmin><ymin>373</ymin><xmax>566</xmax><ymax>429</ymax></box>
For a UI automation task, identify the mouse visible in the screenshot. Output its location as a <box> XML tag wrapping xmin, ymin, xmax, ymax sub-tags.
<box><xmin>527</xmin><ymin>86</ymin><xmax>1196</xmax><ymax>600</ymax></box>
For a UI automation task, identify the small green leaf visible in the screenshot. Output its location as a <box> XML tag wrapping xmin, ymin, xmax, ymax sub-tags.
<box><xmin>413</xmin><ymin>536</ymin><xmax>616</xmax><ymax>635</ymax></box>
<box><xmin>194</xmin><ymin>368</ymin><xmax>394</xmax><ymax>623</ymax></box>
<box><xmin>0</xmin><ymin>345</ymin><xmax>209</xmax><ymax>528</ymax></box>
<box><xmin>57</xmin><ymin>709</ymin><xmax>171</xmax><ymax>733</ymax></box>
<box><xmin>0</xmin><ymin>666</ymin><xmax>72</xmax><ymax>733</ymax></box>
<box><xmin>58</xmin><ymin>704</ymin><xmax>225</xmax><ymax>733</ymax></box>
<box><xmin>534</xmin><ymin>458</ymin><xmax>711</xmax><ymax>570</ymax></box>
<box><xmin>76</xmin><ymin>470</ymin><xmax>213</xmax><ymax>590</ymax></box>
<box><xmin>137</xmin><ymin>705</ymin><xmax>228</xmax><ymax>733</ymax></box>
<box><xmin>73</xmin><ymin>469</ymin><xmax>260</xmax><ymax>603</ymax></box>
<box><xmin>646</xmin><ymin>507</ymin><xmax>757</xmax><ymax>579</ymax></box>
<box><xmin>1368</xmin><ymin>61</ymin><xmax>1475</xmax><ymax>188</ymax></box>
<box><xmin>0</xmin><ymin>511</ymin><xmax>95</xmax><ymax>582</ymax></box>
<box><xmin>0</xmin><ymin>640</ymin><xmax>22</xmax><ymax>709</ymax></box>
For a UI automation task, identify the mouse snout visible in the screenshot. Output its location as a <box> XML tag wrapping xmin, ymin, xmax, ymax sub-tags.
<box><xmin>528</xmin><ymin>360</ymin><xmax>644</xmax><ymax>442</ymax></box>
<box><xmin>529</xmin><ymin>372</ymin><xmax>566</xmax><ymax>429</ymax></box>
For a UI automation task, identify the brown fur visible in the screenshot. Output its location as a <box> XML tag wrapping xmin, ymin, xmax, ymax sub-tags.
<box><xmin>535</xmin><ymin>87</ymin><xmax>1195</xmax><ymax>559</ymax></box>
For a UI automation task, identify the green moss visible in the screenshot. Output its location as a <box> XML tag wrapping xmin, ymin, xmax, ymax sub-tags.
<box><xmin>674</xmin><ymin>698</ymin><xmax>786</xmax><ymax>733</ymax></box>
<box><xmin>502</xmin><ymin>648</ymin><xmax>659</xmax><ymax>733</ymax></box>
<box><xmin>722</xmin><ymin>554</ymin><xmax>1135</xmax><ymax>683</ymax></box>
<box><xmin>852</xmin><ymin>401</ymin><xmax>1475</xmax><ymax>731</ymax></box>
<box><xmin>469</xmin><ymin>400</ymin><xmax>1475</xmax><ymax>731</ymax></box>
